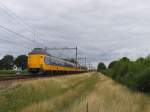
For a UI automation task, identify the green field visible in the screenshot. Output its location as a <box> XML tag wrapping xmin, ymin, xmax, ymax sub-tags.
<box><xmin>0</xmin><ymin>70</ymin><xmax>28</xmax><ymax>76</ymax></box>
<box><xmin>0</xmin><ymin>72</ymin><xmax>149</xmax><ymax>112</ymax></box>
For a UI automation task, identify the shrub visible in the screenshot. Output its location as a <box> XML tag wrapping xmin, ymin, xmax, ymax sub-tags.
<box><xmin>97</xmin><ymin>62</ymin><xmax>106</xmax><ymax>72</ymax></box>
<box><xmin>98</xmin><ymin>56</ymin><xmax>150</xmax><ymax>92</ymax></box>
<box><xmin>134</xmin><ymin>68</ymin><xmax>150</xmax><ymax>92</ymax></box>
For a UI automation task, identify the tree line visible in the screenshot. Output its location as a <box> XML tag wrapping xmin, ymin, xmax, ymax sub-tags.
<box><xmin>0</xmin><ymin>55</ymin><xmax>27</xmax><ymax>70</ymax></box>
<box><xmin>97</xmin><ymin>57</ymin><xmax>150</xmax><ymax>92</ymax></box>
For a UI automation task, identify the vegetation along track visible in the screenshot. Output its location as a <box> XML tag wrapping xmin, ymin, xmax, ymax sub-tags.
<box><xmin>0</xmin><ymin>72</ymin><xmax>98</xmax><ymax>112</ymax></box>
<box><xmin>0</xmin><ymin>73</ymin><xmax>88</xmax><ymax>81</ymax></box>
<box><xmin>0</xmin><ymin>75</ymin><xmax>38</xmax><ymax>81</ymax></box>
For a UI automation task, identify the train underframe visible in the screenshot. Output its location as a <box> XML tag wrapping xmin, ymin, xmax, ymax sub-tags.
<box><xmin>28</xmin><ymin>68</ymin><xmax>86</xmax><ymax>75</ymax></box>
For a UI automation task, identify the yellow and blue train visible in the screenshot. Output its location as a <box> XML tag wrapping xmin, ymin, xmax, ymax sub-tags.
<box><xmin>28</xmin><ymin>48</ymin><xmax>87</xmax><ymax>75</ymax></box>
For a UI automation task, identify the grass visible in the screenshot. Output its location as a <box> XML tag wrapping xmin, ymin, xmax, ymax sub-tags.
<box><xmin>0</xmin><ymin>70</ymin><xmax>28</xmax><ymax>76</ymax></box>
<box><xmin>0</xmin><ymin>72</ymin><xmax>149</xmax><ymax>112</ymax></box>
<box><xmin>0</xmin><ymin>70</ymin><xmax>16</xmax><ymax>75</ymax></box>
<box><xmin>0</xmin><ymin>73</ymin><xmax>98</xmax><ymax>112</ymax></box>
<box><xmin>70</xmin><ymin>73</ymin><xmax>150</xmax><ymax>112</ymax></box>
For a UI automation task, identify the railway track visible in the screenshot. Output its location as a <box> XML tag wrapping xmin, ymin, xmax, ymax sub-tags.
<box><xmin>0</xmin><ymin>72</ymin><xmax>87</xmax><ymax>81</ymax></box>
<box><xmin>0</xmin><ymin>75</ymin><xmax>42</xmax><ymax>81</ymax></box>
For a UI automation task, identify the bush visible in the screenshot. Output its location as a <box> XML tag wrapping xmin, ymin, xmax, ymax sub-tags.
<box><xmin>134</xmin><ymin>68</ymin><xmax>150</xmax><ymax>92</ymax></box>
<box><xmin>98</xmin><ymin>56</ymin><xmax>150</xmax><ymax>92</ymax></box>
<box><xmin>97</xmin><ymin>62</ymin><xmax>106</xmax><ymax>72</ymax></box>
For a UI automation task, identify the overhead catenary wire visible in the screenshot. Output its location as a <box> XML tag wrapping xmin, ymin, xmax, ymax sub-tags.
<box><xmin>0</xmin><ymin>2</ymin><xmax>66</xmax><ymax>52</ymax></box>
<box><xmin>0</xmin><ymin>24</ymin><xmax>44</xmax><ymax>47</ymax></box>
<box><xmin>0</xmin><ymin>38</ymin><xmax>20</xmax><ymax>45</ymax></box>
<box><xmin>0</xmin><ymin>1</ymin><xmax>36</xmax><ymax>36</ymax></box>
<box><xmin>0</xmin><ymin>30</ymin><xmax>34</xmax><ymax>46</ymax></box>
<box><xmin>0</xmin><ymin>36</ymin><xmax>32</xmax><ymax>49</ymax></box>
<box><xmin>0</xmin><ymin>1</ymin><xmax>46</xmax><ymax>48</ymax></box>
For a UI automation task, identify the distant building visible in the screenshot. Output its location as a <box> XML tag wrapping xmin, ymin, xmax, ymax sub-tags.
<box><xmin>13</xmin><ymin>65</ymin><xmax>21</xmax><ymax>71</ymax></box>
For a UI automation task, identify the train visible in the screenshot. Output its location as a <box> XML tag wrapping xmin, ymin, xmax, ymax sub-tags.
<box><xmin>28</xmin><ymin>48</ymin><xmax>87</xmax><ymax>75</ymax></box>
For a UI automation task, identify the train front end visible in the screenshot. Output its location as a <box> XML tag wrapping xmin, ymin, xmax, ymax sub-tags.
<box><xmin>28</xmin><ymin>48</ymin><xmax>46</xmax><ymax>74</ymax></box>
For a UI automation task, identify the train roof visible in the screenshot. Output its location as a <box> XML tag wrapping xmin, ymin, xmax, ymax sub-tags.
<box><xmin>29</xmin><ymin>48</ymin><xmax>51</xmax><ymax>55</ymax></box>
<box><xmin>29</xmin><ymin>48</ymin><xmax>86</xmax><ymax>68</ymax></box>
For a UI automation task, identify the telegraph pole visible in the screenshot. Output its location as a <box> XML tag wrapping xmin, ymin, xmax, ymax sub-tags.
<box><xmin>87</xmin><ymin>63</ymin><xmax>92</xmax><ymax>72</ymax></box>
<box><xmin>77</xmin><ymin>57</ymin><xmax>87</xmax><ymax>67</ymax></box>
<box><xmin>85</xmin><ymin>57</ymin><xmax>87</xmax><ymax>67</ymax></box>
<box><xmin>75</xmin><ymin>46</ymin><xmax>78</xmax><ymax>69</ymax></box>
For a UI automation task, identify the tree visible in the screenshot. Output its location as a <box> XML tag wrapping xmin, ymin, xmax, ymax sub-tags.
<box><xmin>0</xmin><ymin>55</ymin><xmax>14</xmax><ymax>70</ymax></box>
<box><xmin>97</xmin><ymin>62</ymin><xmax>106</xmax><ymax>72</ymax></box>
<box><xmin>0</xmin><ymin>60</ymin><xmax>4</xmax><ymax>69</ymax></box>
<box><xmin>120</xmin><ymin>57</ymin><xmax>130</xmax><ymax>62</ymax></box>
<box><xmin>136</xmin><ymin>57</ymin><xmax>145</xmax><ymax>62</ymax></box>
<box><xmin>108</xmin><ymin>61</ymin><xmax>117</xmax><ymax>69</ymax></box>
<box><xmin>14</xmin><ymin>55</ymin><xmax>28</xmax><ymax>70</ymax></box>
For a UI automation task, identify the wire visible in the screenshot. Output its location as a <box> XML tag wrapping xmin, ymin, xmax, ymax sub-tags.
<box><xmin>0</xmin><ymin>37</ymin><xmax>31</xmax><ymax>49</ymax></box>
<box><xmin>0</xmin><ymin>2</ymin><xmax>45</xmax><ymax>47</ymax></box>
<box><xmin>0</xmin><ymin>38</ymin><xmax>18</xmax><ymax>45</ymax></box>
<box><xmin>0</xmin><ymin>31</ymin><xmax>33</xmax><ymax>46</ymax></box>
<box><xmin>0</xmin><ymin>24</ymin><xmax>44</xmax><ymax>46</ymax></box>
<box><xmin>0</xmin><ymin>2</ymin><xmax>35</xmax><ymax>35</ymax></box>
<box><xmin>0</xmin><ymin>2</ymin><xmax>47</xmax><ymax>48</ymax></box>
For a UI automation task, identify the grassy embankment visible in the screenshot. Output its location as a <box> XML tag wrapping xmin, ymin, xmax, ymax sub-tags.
<box><xmin>0</xmin><ymin>72</ymin><xmax>149</xmax><ymax>112</ymax></box>
<box><xmin>100</xmin><ymin>57</ymin><xmax>150</xmax><ymax>92</ymax></box>
<box><xmin>0</xmin><ymin>70</ymin><xmax>28</xmax><ymax>76</ymax></box>
<box><xmin>0</xmin><ymin>73</ymin><xmax>98</xmax><ymax>112</ymax></box>
<box><xmin>70</xmin><ymin>73</ymin><xmax>150</xmax><ymax>112</ymax></box>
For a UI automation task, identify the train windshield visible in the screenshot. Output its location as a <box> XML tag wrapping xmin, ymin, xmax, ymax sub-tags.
<box><xmin>29</xmin><ymin>48</ymin><xmax>50</xmax><ymax>55</ymax></box>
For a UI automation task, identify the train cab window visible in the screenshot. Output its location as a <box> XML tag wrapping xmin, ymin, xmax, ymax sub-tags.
<box><xmin>44</xmin><ymin>57</ymin><xmax>50</xmax><ymax>65</ymax></box>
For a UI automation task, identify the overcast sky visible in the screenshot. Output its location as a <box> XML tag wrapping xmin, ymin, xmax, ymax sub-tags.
<box><xmin>0</xmin><ymin>0</ymin><xmax>150</xmax><ymax>67</ymax></box>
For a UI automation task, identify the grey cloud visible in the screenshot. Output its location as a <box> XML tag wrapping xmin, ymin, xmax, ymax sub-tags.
<box><xmin>1</xmin><ymin>0</ymin><xmax>150</xmax><ymax>67</ymax></box>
